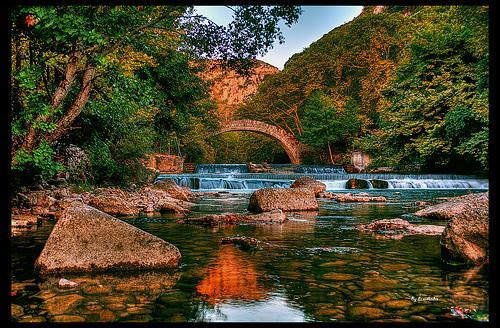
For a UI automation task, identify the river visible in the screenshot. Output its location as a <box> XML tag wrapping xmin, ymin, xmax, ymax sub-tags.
<box><xmin>10</xmin><ymin>165</ymin><xmax>489</xmax><ymax>322</ymax></box>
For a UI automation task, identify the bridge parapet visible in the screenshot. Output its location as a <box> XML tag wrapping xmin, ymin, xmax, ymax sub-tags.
<box><xmin>214</xmin><ymin>120</ymin><xmax>302</xmax><ymax>164</ymax></box>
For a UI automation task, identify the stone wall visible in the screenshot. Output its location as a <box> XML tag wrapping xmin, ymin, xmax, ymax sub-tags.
<box><xmin>143</xmin><ymin>154</ymin><xmax>184</xmax><ymax>173</ymax></box>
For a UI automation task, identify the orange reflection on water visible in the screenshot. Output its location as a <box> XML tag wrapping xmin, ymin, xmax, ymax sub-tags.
<box><xmin>196</xmin><ymin>245</ymin><xmax>268</xmax><ymax>304</ymax></box>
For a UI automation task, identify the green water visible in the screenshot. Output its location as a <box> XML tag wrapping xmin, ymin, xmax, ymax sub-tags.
<box><xmin>10</xmin><ymin>189</ymin><xmax>488</xmax><ymax>322</ymax></box>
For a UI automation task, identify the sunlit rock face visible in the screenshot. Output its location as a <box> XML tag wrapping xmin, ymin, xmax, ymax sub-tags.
<box><xmin>198</xmin><ymin>60</ymin><xmax>279</xmax><ymax>120</ymax></box>
<box><xmin>196</xmin><ymin>245</ymin><xmax>268</xmax><ymax>304</ymax></box>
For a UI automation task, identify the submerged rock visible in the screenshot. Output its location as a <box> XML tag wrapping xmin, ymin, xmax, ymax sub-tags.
<box><xmin>34</xmin><ymin>202</ymin><xmax>181</xmax><ymax>274</ymax></box>
<box><xmin>180</xmin><ymin>209</ymin><xmax>286</xmax><ymax>226</ymax></box>
<box><xmin>414</xmin><ymin>192</ymin><xmax>488</xmax><ymax>220</ymax></box>
<box><xmin>358</xmin><ymin>218</ymin><xmax>445</xmax><ymax>239</ymax></box>
<box><xmin>440</xmin><ymin>200</ymin><xmax>489</xmax><ymax>265</ymax></box>
<box><xmin>290</xmin><ymin>176</ymin><xmax>326</xmax><ymax>196</ymax></box>
<box><xmin>220</xmin><ymin>236</ymin><xmax>278</xmax><ymax>251</ymax></box>
<box><xmin>248</xmin><ymin>188</ymin><xmax>318</xmax><ymax>212</ymax></box>
<box><xmin>318</xmin><ymin>192</ymin><xmax>387</xmax><ymax>202</ymax></box>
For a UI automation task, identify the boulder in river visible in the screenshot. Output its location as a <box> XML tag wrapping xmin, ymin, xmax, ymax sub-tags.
<box><xmin>346</xmin><ymin>178</ymin><xmax>370</xmax><ymax>189</ymax></box>
<box><xmin>34</xmin><ymin>202</ymin><xmax>181</xmax><ymax>274</ymax></box>
<box><xmin>88</xmin><ymin>195</ymin><xmax>139</xmax><ymax>216</ymax></box>
<box><xmin>414</xmin><ymin>192</ymin><xmax>488</xmax><ymax>220</ymax></box>
<box><xmin>440</xmin><ymin>198</ymin><xmax>489</xmax><ymax>265</ymax></box>
<box><xmin>153</xmin><ymin>179</ymin><xmax>193</xmax><ymax>201</ymax></box>
<box><xmin>290</xmin><ymin>176</ymin><xmax>326</xmax><ymax>196</ymax></box>
<box><xmin>248</xmin><ymin>188</ymin><xmax>318</xmax><ymax>212</ymax></box>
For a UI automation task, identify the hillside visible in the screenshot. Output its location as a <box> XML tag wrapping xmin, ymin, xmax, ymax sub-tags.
<box><xmin>199</xmin><ymin>60</ymin><xmax>279</xmax><ymax>120</ymax></box>
<box><xmin>235</xmin><ymin>6</ymin><xmax>488</xmax><ymax>171</ymax></box>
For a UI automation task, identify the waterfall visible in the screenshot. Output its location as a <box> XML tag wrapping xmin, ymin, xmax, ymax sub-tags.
<box><xmin>155</xmin><ymin>171</ymin><xmax>488</xmax><ymax>191</ymax></box>
<box><xmin>195</xmin><ymin>164</ymin><xmax>248</xmax><ymax>174</ymax></box>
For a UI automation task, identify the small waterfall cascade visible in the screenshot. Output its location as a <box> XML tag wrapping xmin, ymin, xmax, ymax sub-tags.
<box><xmin>156</xmin><ymin>169</ymin><xmax>488</xmax><ymax>191</ymax></box>
<box><xmin>195</xmin><ymin>164</ymin><xmax>248</xmax><ymax>174</ymax></box>
<box><xmin>293</xmin><ymin>165</ymin><xmax>346</xmax><ymax>174</ymax></box>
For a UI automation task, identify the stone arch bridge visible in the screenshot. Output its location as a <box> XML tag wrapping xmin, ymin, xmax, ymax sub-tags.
<box><xmin>212</xmin><ymin>120</ymin><xmax>303</xmax><ymax>164</ymax></box>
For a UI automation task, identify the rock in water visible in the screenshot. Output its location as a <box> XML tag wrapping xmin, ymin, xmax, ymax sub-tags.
<box><xmin>34</xmin><ymin>202</ymin><xmax>181</xmax><ymax>274</ymax></box>
<box><xmin>290</xmin><ymin>176</ymin><xmax>326</xmax><ymax>196</ymax></box>
<box><xmin>440</xmin><ymin>203</ymin><xmax>489</xmax><ymax>265</ymax></box>
<box><xmin>58</xmin><ymin>278</ymin><xmax>79</xmax><ymax>288</ymax></box>
<box><xmin>153</xmin><ymin>179</ymin><xmax>193</xmax><ymax>201</ymax></box>
<box><xmin>88</xmin><ymin>195</ymin><xmax>138</xmax><ymax>216</ymax></box>
<box><xmin>248</xmin><ymin>188</ymin><xmax>318</xmax><ymax>212</ymax></box>
<box><xmin>345</xmin><ymin>178</ymin><xmax>370</xmax><ymax>189</ymax></box>
<box><xmin>414</xmin><ymin>192</ymin><xmax>488</xmax><ymax>220</ymax></box>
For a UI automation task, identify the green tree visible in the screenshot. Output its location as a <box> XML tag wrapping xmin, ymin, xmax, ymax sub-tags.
<box><xmin>372</xmin><ymin>6</ymin><xmax>488</xmax><ymax>171</ymax></box>
<box><xmin>10</xmin><ymin>5</ymin><xmax>302</xmax><ymax>180</ymax></box>
<box><xmin>298</xmin><ymin>91</ymin><xmax>361</xmax><ymax>163</ymax></box>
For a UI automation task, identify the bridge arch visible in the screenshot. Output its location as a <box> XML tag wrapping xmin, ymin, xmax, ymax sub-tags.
<box><xmin>212</xmin><ymin>120</ymin><xmax>302</xmax><ymax>164</ymax></box>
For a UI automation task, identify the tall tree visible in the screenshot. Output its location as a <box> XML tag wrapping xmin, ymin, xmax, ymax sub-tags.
<box><xmin>10</xmin><ymin>5</ymin><xmax>302</xmax><ymax>172</ymax></box>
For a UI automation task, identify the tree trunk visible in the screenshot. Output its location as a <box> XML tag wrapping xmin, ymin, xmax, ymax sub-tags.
<box><xmin>20</xmin><ymin>51</ymin><xmax>82</xmax><ymax>152</ymax></box>
<box><xmin>45</xmin><ymin>65</ymin><xmax>96</xmax><ymax>145</ymax></box>
<box><xmin>327</xmin><ymin>142</ymin><xmax>334</xmax><ymax>164</ymax></box>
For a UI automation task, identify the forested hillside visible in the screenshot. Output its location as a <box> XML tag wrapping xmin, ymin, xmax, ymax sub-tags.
<box><xmin>236</xmin><ymin>6</ymin><xmax>488</xmax><ymax>172</ymax></box>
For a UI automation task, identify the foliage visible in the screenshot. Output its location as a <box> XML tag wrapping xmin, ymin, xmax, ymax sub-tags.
<box><xmin>10</xmin><ymin>5</ymin><xmax>302</xmax><ymax>186</ymax></box>
<box><xmin>299</xmin><ymin>91</ymin><xmax>361</xmax><ymax>150</ymax></box>
<box><xmin>211</xmin><ymin>132</ymin><xmax>288</xmax><ymax>164</ymax></box>
<box><xmin>364</xmin><ymin>6</ymin><xmax>489</xmax><ymax>171</ymax></box>
<box><xmin>237</xmin><ymin>6</ymin><xmax>488</xmax><ymax>171</ymax></box>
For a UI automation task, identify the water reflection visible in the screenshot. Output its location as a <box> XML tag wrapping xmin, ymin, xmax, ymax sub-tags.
<box><xmin>196</xmin><ymin>245</ymin><xmax>267</xmax><ymax>304</ymax></box>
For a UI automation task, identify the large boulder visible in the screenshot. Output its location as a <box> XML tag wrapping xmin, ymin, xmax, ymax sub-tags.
<box><xmin>440</xmin><ymin>203</ymin><xmax>489</xmax><ymax>265</ymax></box>
<box><xmin>88</xmin><ymin>195</ymin><xmax>138</xmax><ymax>216</ymax></box>
<box><xmin>346</xmin><ymin>178</ymin><xmax>370</xmax><ymax>189</ymax></box>
<box><xmin>290</xmin><ymin>176</ymin><xmax>326</xmax><ymax>196</ymax></box>
<box><xmin>153</xmin><ymin>179</ymin><xmax>193</xmax><ymax>201</ymax></box>
<box><xmin>34</xmin><ymin>202</ymin><xmax>181</xmax><ymax>274</ymax></box>
<box><xmin>248</xmin><ymin>188</ymin><xmax>318</xmax><ymax>212</ymax></box>
<box><xmin>414</xmin><ymin>192</ymin><xmax>488</xmax><ymax>220</ymax></box>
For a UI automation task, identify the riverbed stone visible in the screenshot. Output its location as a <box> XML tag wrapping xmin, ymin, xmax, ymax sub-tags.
<box><xmin>44</xmin><ymin>294</ymin><xmax>85</xmax><ymax>315</ymax></box>
<box><xmin>34</xmin><ymin>202</ymin><xmax>181</xmax><ymax>274</ymax></box>
<box><xmin>248</xmin><ymin>188</ymin><xmax>318</xmax><ymax>212</ymax></box>
<box><xmin>11</xmin><ymin>304</ymin><xmax>24</xmax><ymax>318</ymax></box>
<box><xmin>51</xmin><ymin>315</ymin><xmax>86</xmax><ymax>322</ymax></box>
<box><xmin>323</xmin><ymin>272</ymin><xmax>358</xmax><ymax>281</ymax></box>
<box><xmin>363</xmin><ymin>277</ymin><xmax>402</xmax><ymax>291</ymax></box>
<box><xmin>385</xmin><ymin>299</ymin><xmax>413</xmax><ymax>309</ymax></box>
<box><xmin>347</xmin><ymin>306</ymin><xmax>385</xmax><ymax>320</ymax></box>
<box><xmin>290</xmin><ymin>176</ymin><xmax>326</xmax><ymax>196</ymax></box>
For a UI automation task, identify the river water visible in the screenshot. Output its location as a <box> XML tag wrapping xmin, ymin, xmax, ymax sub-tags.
<box><xmin>10</xmin><ymin>170</ymin><xmax>489</xmax><ymax>323</ymax></box>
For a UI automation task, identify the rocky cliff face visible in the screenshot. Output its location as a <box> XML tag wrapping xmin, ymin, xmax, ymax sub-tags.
<box><xmin>199</xmin><ymin>60</ymin><xmax>279</xmax><ymax>120</ymax></box>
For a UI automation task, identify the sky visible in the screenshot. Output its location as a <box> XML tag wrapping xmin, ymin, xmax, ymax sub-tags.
<box><xmin>194</xmin><ymin>6</ymin><xmax>363</xmax><ymax>70</ymax></box>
